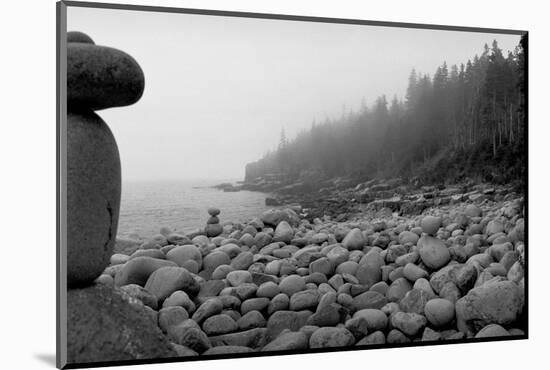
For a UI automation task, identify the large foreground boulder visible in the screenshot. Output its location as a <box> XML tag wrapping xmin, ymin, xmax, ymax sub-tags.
<box><xmin>67</xmin><ymin>284</ymin><xmax>175</xmax><ymax>363</ymax></box>
<box><xmin>455</xmin><ymin>280</ymin><xmax>523</xmax><ymax>335</ymax></box>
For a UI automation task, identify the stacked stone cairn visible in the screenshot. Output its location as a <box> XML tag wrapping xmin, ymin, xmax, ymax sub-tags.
<box><xmin>65</xmin><ymin>31</ymin><xmax>177</xmax><ymax>363</ymax></box>
<box><xmin>205</xmin><ymin>207</ymin><xmax>223</xmax><ymax>237</ymax></box>
<box><xmin>101</xmin><ymin>194</ymin><xmax>525</xmax><ymax>357</ymax></box>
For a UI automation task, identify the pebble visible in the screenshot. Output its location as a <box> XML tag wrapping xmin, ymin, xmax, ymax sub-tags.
<box><xmin>226</xmin><ymin>270</ymin><xmax>253</xmax><ymax>287</ymax></box>
<box><xmin>424</xmin><ymin>298</ymin><xmax>455</xmax><ymax>327</ymax></box>
<box><xmin>237</xmin><ymin>310</ymin><xmax>266</xmax><ymax>330</ymax></box>
<box><xmin>279</xmin><ymin>275</ymin><xmax>306</xmax><ymax>296</ymax></box>
<box><xmin>166</xmin><ymin>245</ymin><xmax>202</xmax><ymax>270</ymax></box>
<box><xmin>289</xmin><ymin>290</ymin><xmax>320</xmax><ymax>311</ymax></box>
<box><xmin>421</xmin><ymin>215</ymin><xmax>442</xmax><ymax>235</ymax></box>
<box><xmin>262</xmin><ymin>331</ymin><xmax>308</xmax><ymax>352</ymax></box>
<box><xmin>158</xmin><ymin>306</ymin><xmax>189</xmax><ymax>333</ymax></box>
<box><xmin>418</xmin><ymin>235</ymin><xmax>451</xmax><ymax>270</ymax></box>
<box><xmin>342</xmin><ymin>228</ymin><xmax>366</xmax><ymax>250</ymax></box>
<box><xmin>144</xmin><ymin>266</ymin><xmax>199</xmax><ymax>303</ymax></box>
<box><xmin>309</xmin><ymin>327</ymin><xmax>355</xmax><ymax>348</ymax></box>
<box><xmin>114</xmin><ymin>257</ymin><xmax>177</xmax><ymax>287</ymax></box>
<box><xmin>475</xmin><ymin>324</ymin><xmax>510</xmax><ymax>338</ymax></box>
<box><xmin>191</xmin><ymin>298</ymin><xmax>224</xmax><ymax>325</ymax></box>
<box><xmin>168</xmin><ymin>319</ymin><xmax>211</xmax><ymax>353</ymax></box>
<box><xmin>390</xmin><ymin>311</ymin><xmax>427</xmax><ymax>337</ymax></box>
<box><xmin>273</xmin><ymin>221</ymin><xmax>294</xmax><ymax>243</ymax></box>
<box><xmin>402</xmin><ymin>263</ymin><xmax>428</xmax><ymax>282</ymax></box>
<box><xmin>202</xmin><ymin>314</ymin><xmax>238</xmax><ymax>335</ymax></box>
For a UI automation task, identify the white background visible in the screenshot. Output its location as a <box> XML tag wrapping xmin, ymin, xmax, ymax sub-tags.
<box><xmin>0</xmin><ymin>0</ymin><xmax>546</xmax><ymax>369</ymax></box>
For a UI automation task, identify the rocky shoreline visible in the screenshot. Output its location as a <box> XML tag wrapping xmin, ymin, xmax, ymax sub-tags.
<box><xmin>85</xmin><ymin>185</ymin><xmax>526</xmax><ymax>360</ymax></box>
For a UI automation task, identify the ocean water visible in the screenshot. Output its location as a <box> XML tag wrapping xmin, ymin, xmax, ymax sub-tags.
<box><xmin>117</xmin><ymin>180</ymin><xmax>271</xmax><ymax>239</ymax></box>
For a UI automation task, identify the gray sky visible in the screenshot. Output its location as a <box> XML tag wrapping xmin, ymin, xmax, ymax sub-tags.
<box><xmin>68</xmin><ymin>6</ymin><xmax>521</xmax><ymax>182</ymax></box>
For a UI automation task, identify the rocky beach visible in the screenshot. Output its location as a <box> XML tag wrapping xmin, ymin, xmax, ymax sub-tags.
<box><xmin>84</xmin><ymin>181</ymin><xmax>525</xmax><ymax>360</ymax></box>
<box><xmin>62</xmin><ymin>28</ymin><xmax>526</xmax><ymax>365</ymax></box>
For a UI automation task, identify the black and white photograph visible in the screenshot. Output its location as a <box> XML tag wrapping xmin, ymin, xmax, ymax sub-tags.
<box><xmin>57</xmin><ymin>1</ymin><xmax>527</xmax><ymax>368</ymax></box>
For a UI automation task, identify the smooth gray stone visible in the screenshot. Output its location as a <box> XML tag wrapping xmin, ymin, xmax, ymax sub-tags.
<box><xmin>67</xmin><ymin>43</ymin><xmax>145</xmax><ymax>110</ymax></box>
<box><xmin>67</xmin><ymin>110</ymin><xmax>120</xmax><ymax>287</ymax></box>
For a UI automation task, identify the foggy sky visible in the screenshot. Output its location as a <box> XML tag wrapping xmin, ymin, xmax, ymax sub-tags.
<box><xmin>67</xmin><ymin>6</ymin><xmax>521</xmax><ymax>182</ymax></box>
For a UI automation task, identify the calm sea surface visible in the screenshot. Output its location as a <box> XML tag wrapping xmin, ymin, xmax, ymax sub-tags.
<box><xmin>117</xmin><ymin>180</ymin><xmax>270</xmax><ymax>238</ymax></box>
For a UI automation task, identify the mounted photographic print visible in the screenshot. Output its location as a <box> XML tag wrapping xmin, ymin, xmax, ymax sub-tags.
<box><xmin>56</xmin><ymin>1</ymin><xmax>528</xmax><ymax>368</ymax></box>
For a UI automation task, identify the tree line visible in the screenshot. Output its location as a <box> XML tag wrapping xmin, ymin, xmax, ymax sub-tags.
<box><xmin>245</xmin><ymin>36</ymin><xmax>526</xmax><ymax>186</ymax></box>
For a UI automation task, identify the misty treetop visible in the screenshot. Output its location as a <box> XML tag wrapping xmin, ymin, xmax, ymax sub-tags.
<box><xmin>245</xmin><ymin>36</ymin><xmax>526</xmax><ymax>186</ymax></box>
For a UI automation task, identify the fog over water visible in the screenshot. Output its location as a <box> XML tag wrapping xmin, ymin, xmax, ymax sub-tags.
<box><xmin>68</xmin><ymin>7</ymin><xmax>520</xmax><ymax>182</ymax></box>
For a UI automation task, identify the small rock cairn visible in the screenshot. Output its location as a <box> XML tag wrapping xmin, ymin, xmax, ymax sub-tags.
<box><xmin>205</xmin><ymin>207</ymin><xmax>223</xmax><ymax>237</ymax></box>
